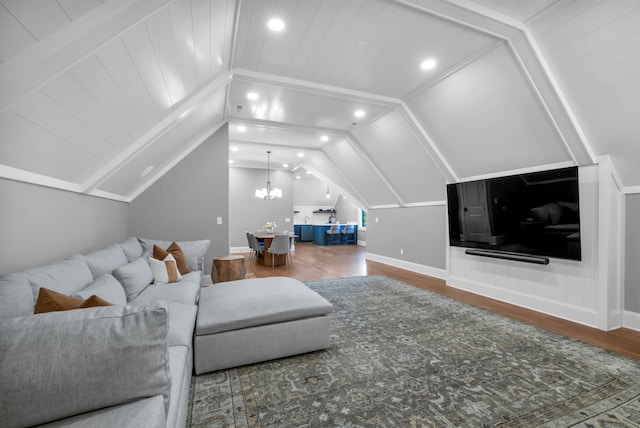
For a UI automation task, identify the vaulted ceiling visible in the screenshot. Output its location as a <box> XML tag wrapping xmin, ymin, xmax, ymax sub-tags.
<box><xmin>1</xmin><ymin>0</ymin><xmax>638</xmax><ymax>209</ymax></box>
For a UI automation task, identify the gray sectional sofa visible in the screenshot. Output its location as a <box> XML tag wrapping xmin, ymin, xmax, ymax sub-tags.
<box><xmin>0</xmin><ymin>237</ymin><xmax>334</xmax><ymax>428</ymax></box>
<box><xmin>0</xmin><ymin>237</ymin><xmax>209</xmax><ymax>428</ymax></box>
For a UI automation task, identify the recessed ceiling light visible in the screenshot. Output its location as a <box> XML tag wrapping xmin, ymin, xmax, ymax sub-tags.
<box><xmin>282</xmin><ymin>163</ymin><xmax>289</xmax><ymax>168</ymax></box>
<box><xmin>320</xmin><ymin>135</ymin><xmax>329</xmax><ymax>142</ymax></box>
<box><xmin>296</xmin><ymin>175</ymin><xmax>301</xmax><ymax>179</ymax></box>
<box><xmin>297</xmin><ymin>152</ymin><xmax>304</xmax><ymax>158</ymax></box>
<box><xmin>237</xmin><ymin>125</ymin><xmax>246</xmax><ymax>132</ymax></box>
<box><xmin>306</xmin><ymin>170</ymin><xmax>311</xmax><ymax>174</ymax></box>
<box><xmin>228</xmin><ymin>159</ymin><xmax>234</xmax><ymax>164</ymax></box>
<box><xmin>230</xmin><ymin>146</ymin><xmax>239</xmax><ymax>152</ymax></box>
<box><xmin>420</xmin><ymin>58</ymin><xmax>437</xmax><ymax>71</ymax></box>
<box><xmin>354</xmin><ymin>110</ymin><xmax>365</xmax><ymax>118</ymax></box>
<box><xmin>140</xmin><ymin>165</ymin><xmax>154</xmax><ymax>178</ymax></box>
<box><xmin>268</xmin><ymin>18</ymin><xmax>285</xmax><ymax>32</ymax></box>
<box><xmin>247</xmin><ymin>92</ymin><xmax>258</xmax><ymax>100</ymax></box>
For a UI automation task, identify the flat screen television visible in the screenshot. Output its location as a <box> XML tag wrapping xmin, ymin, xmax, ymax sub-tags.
<box><xmin>447</xmin><ymin>166</ymin><xmax>581</xmax><ymax>261</ymax></box>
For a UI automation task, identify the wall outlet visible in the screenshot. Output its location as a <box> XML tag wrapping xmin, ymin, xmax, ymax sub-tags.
<box><xmin>400</xmin><ymin>248</ymin><xmax>404</xmax><ymax>255</ymax></box>
<box><xmin>216</xmin><ymin>217</ymin><xmax>222</xmax><ymax>225</ymax></box>
<box><xmin>285</xmin><ymin>218</ymin><xmax>291</xmax><ymax>222</ymax></box>
<box><xmin>375</xmin><ymin>217</ymin><xmax>379</xmax><ymax>223</ymax></box>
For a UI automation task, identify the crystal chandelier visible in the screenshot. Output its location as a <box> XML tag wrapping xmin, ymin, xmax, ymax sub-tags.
<box><xmin>255</xmin><ymin>151</ymin><xmax>282</xmax><ymax>200</ymax></box>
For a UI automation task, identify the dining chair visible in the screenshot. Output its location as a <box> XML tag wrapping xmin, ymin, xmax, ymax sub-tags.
<box><xmin>325</xmin><ymin>224</ymin><xmax>342</xmax><ymax>245</ymax></box>
<box><xmin>267</xmin><ymin>234</ymin><xmax>290</xmax><ymax>268</ymax></box>
<box><xmin>249</xmin><ymin>234</ymin><xmax>264</xmax><ymax>263</ymax></box>
<box><xmin>341</xmin><ymin>224</ymin><xmax>356</xmax><ymax>245</ymax></box>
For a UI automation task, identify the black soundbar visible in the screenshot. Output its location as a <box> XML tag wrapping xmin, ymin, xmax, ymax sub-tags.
<box><xmin>465</xmin><ymin>249</ymin><xmax>549</xmax><ymax>265</ymax></box>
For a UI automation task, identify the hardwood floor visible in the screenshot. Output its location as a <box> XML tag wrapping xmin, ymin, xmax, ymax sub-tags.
<box><xmin>238</xmin><ymin>242</ymin><xmax>640</xmax><ymax>360</ymax></box>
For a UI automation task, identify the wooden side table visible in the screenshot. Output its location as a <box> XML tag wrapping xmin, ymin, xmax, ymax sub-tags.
<box><xmin>211</xmin><ymin>255</ymin><xmax>246</xmax><ymax>283</ymax></box>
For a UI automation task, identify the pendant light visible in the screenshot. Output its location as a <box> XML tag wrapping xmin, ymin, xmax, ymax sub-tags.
<box><xmin>255</xmin><ymin>151</ymin><xmax>282</xmax><ymax>200</ymax></box>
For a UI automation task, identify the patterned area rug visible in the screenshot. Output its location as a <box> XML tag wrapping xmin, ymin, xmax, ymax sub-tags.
<box><xmin>188</xmin><ymin>275</ymin><xmax>640</xmax><ymax>427</ymax></box>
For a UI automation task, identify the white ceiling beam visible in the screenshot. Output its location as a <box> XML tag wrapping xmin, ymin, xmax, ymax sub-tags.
<box><xmin>396</xmin><ymin>103</ymin><xmax>458</xmax><ymax>183</ymax></box>
<box><xmin>0</xmin><ymin>0</ymin><xmax>176</xmax><ymax>112</ymax></box>
<box><xmin>232</xmin><ymin>69</ymin><xmax>400</xmax><ymax>106</ymax></box>
<box><xmin>228</xmin><ymin>116</ymin><xmax>350</xmax><ymax>138</ymax></box>
<box><xmin>81</xmin><ymin>72</ymin><xmax>232</xmax><ymax>194</ymax></box>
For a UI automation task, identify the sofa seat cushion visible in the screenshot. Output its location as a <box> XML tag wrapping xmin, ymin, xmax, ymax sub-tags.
<box><xmin>36</xmin><ymin>395</ymin><xmax>166</xmax><ymax>428</ymax></box>
<box><xmin>0</xmin><ymin>302</ymin><xmax>171</xmax><ymax>427</ymax></box>
<box><xmin>166</xmin><ymin>346</ymin><xmax>189</xmax><ymax>428</ymax></box>
<box><xmin>132</xmin><ymin>281</ymin><xmax>200</xmax><ymax>306</ymax></box>
<box><xmin>196</xmin><ymin>277</ymin><xmax>333</xmax><ymax>336</ymax></box>
<box><xmin>166</xmin><ymin>303</ymin><xmax>197</xmax><ymax>349</ymax></box>
<box><xmin>180</xmin><ymin>270</ymin><xmax>202</xmax><ymax>285</ymax></box>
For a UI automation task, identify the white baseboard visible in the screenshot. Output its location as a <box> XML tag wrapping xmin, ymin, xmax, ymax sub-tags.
<box><xmin>447</xmin><ymin>275</ymin><xmax>600</xmax><ymax>329</ymax></box>
<box><xmin>623</xmin><ymin>310</ymin><xmax>640</xmax><ymax>331</ymax></box>
<box><xmin>230</xmin><ymin>246</ymin><xmax>250</xmax><ymax>253</ymax></box>
<box><xmin>365</xmin><ymin>253</ymin><xmax>447</xmax><ymax>280</ymax></box>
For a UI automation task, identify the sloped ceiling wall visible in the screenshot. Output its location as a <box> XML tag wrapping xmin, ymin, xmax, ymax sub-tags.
<box><xmin>1</xmin><ymin>0</ymin><xmax>638</xmax><ymax>209</ymax></box>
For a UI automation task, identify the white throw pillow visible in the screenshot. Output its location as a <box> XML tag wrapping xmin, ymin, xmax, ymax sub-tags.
<box><xmin>148</xmin><ymin>254</ymin><xmax>182</xmax><ymax>284</ymax></box>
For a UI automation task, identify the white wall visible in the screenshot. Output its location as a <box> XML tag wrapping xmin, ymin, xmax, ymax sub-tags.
<box><xmin>447</xmin><ymin>163</ymin><xmax>624</xmax><ymax>331</ymax></box>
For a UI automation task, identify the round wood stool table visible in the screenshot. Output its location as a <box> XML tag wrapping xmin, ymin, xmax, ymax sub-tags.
<box><xmin>211</xmin><ymin>255</ymin><xmax>246</xmax><ymax>283</ymax></box>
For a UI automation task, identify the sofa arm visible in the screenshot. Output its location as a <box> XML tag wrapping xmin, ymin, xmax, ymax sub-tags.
<box><xmin>0</xmin><ymin>302</ymin><xmax>171</xmax><ymax>428</ymax></box>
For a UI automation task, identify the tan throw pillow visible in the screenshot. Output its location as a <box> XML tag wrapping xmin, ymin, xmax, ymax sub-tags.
<box><xmin>153</xmin><ymin>242</ymin><xmax>191</xmax><ymax>275</ymax></box>
<box><xmin>34</xmin><ymin>288</ymin><xmax>112</xmax><ymax>314</ymax></box>
<box><xmin>166</xmin><ymin>242</ymin><xmax>191</xmax><ymax>274</ymax></box>
<box><xmin>148</xmin><ymin>254</ymin><xmax>182</xmax><ymax>284</ymax></box>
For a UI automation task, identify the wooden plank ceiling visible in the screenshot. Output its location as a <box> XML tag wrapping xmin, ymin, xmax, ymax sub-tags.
<box><xmin>0</xmin><ymin>0</ymin><xmax>638</xmax><ymax>207</ymax></box>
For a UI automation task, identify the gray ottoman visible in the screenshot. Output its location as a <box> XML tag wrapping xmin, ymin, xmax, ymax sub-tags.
<box><xmin>194</xmin><ymin>276</ymin><xmax>333</xmax><ymax>374</ymax></box>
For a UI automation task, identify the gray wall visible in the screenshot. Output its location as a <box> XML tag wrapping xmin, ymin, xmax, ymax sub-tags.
<box><xmin>229</xmin><ymin>167</ymin><xmax>294</xmax><ymax>247</ymax></box>
<box><xmin>334</xmin><ymin>195</ymin><xmax>359</xmax><ymax>224</ymax></box>
<box><xmin>128</xmin><ymin>125</ymin><xmax>230</xmax><ymax>274</ymax></box>
<box><xmin>0</xmin><ymin>179</ymin><xmax>128</xmax><ymax>275</ymax></box>
<box><xmin>625</xmin><ymin>194</ymin><xmax>640</xmax><ymax>312</ymax></box>
<box><xmin>366</xmin><ymin>205</ymin><xmax>446</xmax><ymax>269</ymax></box>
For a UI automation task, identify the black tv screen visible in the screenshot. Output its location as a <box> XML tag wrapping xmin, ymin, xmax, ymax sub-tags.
<box><xmin>447</xmin><ymin>166</ymin><xmax>581</xmax><ymax>261</ymax></box>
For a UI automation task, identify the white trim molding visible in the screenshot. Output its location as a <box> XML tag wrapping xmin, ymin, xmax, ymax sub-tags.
<box><xmin>366</xmin><ymin>252</ymin><xmax>447</xmax><ymax>280</ymax></box>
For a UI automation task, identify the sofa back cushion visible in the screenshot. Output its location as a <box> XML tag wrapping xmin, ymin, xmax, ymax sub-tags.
<box><xmin>119</xmin><ymin>237</ymin><xmax>144</xmax><ymax>263</ymax></box>
<box><xmin>112</xmin><ymin>258</ymin><xmax>153</xmax><ymax>302</ymax></box>
<box><xmin>0</xmin><ymin>275</ymin><xmax>33</xmax><ymax>318</ymax></box>
<box><xmin>0</xmin><ymin>302</ymin><xmax>171</xmax><ymax>427</ymax></box>
<box><xmin>82</xmin><ymin>245</ymin><xmax>128</xmax><ymax>279</ymax></box>
<box><xmin>74</xmin><ymin>273</ymin><xmax>127</xmax><ymax>306</ymax></box>
<box><xmin>10</xmin><ymin>255</ymin><xmax>93</xmax><ymax>304</ymax></box>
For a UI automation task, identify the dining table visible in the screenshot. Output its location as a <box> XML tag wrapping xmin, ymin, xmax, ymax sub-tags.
<box><xmin>254</xmin><ymin>232</ymin><xmax>296</xmax><ymax>266</ymax></box>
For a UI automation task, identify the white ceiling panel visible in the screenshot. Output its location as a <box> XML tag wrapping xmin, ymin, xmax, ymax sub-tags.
<box><xmin>1</xmin><ymin>0</ymin><xmax>639</xmax><ymax>203</ymax></box>
<box><xmin>352</xmin><ymin>109</ymin><xmax>446</xmax><ymax>203</ymax></box>
<box><xmin>0</xmin><ymin>110</ymin><xmax>100</xmax><ymax>182</ymax></box>
<box><xmin>323</xmin><ymin>140</ymin><xmax>398</xmax><ymax>206</ymax></box>
<box><xmin>228</xmin><ymin>79</ymin><xmax>392</xmax><ymax>131</ymax></box>
<box><xmin>530</xmin><ymin>0</ymin><xmax>640</xmax><ymax>187</ymax></box>
<box><xmin>41</xmin><ymin>72</ymin><xmax>131</xmax><ymax>149</ymax></box>
<box><xmin>234</xmin><ymin>0</ymin><xmax>499</xmax><ymax>98</ymax></box>
<box><xmin>407</xmin><ymin>43</ymin><xmax>571</xmax><ymax>179</ymax></box>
